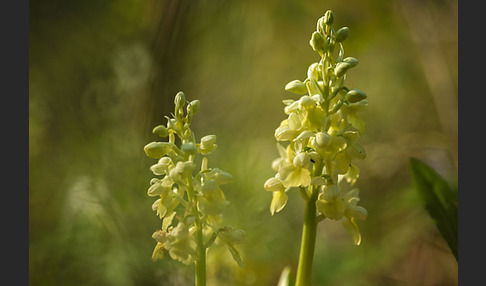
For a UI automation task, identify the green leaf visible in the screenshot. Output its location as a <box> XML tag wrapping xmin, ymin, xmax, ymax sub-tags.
<box><xmin>409</xmin><ymin>157</ymin><xmax>458</xmax><ymax>260</ymax></box>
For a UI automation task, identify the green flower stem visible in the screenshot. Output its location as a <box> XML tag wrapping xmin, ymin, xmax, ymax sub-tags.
<box><xmin>295</xmin><ymin>184</ymin><xmax>318</xmax><ymax>286</ymax></box>
<box><xmin>194</xmin><ymin>218</ymin><xmax>207</xmax><ymax>286</ymax></box>
<box><xmin>190</xmin><ymin>176</ymin><xmax>206</xmax><ymax>286</ymax></box>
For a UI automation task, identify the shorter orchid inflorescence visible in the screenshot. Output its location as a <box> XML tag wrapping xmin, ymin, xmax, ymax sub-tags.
<box><xmin>144</xmin><ymin>92</ymin><xmax>244</xmax><ymax>285</ymax></box>
<box><xmin>264</xmin><ymin>10</ymin><xmax>369</xmax><ymax>285</ymax></box>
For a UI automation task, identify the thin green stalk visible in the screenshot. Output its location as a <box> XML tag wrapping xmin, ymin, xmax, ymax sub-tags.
<box><xmin>295</xmin><ymin>185</ymin><xmax>318</xmax><ymax>286</ymax></box>
<box><xmin>194</xmin><ymin>218</ymin><xmax>206</xmax><ymax>286</ymax></box>
<box><xmin>190</xmin><ymin>176</ymin><xmax>206</xmax><ymax>286</ymax></box>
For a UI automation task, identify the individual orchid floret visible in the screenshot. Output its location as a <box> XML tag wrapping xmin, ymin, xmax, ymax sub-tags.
<box><xmin>198</xmin><ymin>135</ymin><xmax>218</xmax><ymax>155</ymax></box>
<box><xmin>341</xmin><ymin>189</ymin><xmax>368</xmax><ymax>245</ymax></box>
<box><xmin>151</xmin><ymin>222</ymin><xmax>197</xmax><ymax>265</ymax></box>
<box><xmin>264</xmin><ymin>177</ymin><xmax>290</xmax><ymax>215</ymax></box>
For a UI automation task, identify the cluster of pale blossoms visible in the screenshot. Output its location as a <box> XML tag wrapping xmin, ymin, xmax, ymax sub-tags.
<box><xmin>144</xmin><ymin>92</ymin><xmax>245</xmax><ymax>266</ymax></box>
<box><xmin>264</xmin><ymin>10</ymin><xmax>368</xmax><ymax>245</ymax></box>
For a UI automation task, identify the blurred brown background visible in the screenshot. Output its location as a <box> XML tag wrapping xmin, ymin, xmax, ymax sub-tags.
<box><xmin>29</xmin><ymin>0</ymin><xmax>458</xmax><ymax>285</ymax></box>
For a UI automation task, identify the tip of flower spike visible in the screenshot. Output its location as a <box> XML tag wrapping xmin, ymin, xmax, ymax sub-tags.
<box><xmin>323</xmin><ymin>10</ymin><xmax>334</xmax><ymax>25</ymax></box>
<box><xmin>174</xmin><ymin>91</ymin><xmax>186</xmax><ymax>107</ymax></box>
<box><xmin>189</xmin><ymin>99</ymin><xmax>200</xmax><ymax>113</ymax></box>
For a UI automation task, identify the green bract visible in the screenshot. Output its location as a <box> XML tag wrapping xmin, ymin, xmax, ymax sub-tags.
<box><xmin>144</xmin><ymin>92</ymin><xmax>244</xmax><ymax>271</ymax></box>
<box><xmin>265</xmin><ymin>10</ymin><xmax>368</xmax><ymax>246</ymax></box>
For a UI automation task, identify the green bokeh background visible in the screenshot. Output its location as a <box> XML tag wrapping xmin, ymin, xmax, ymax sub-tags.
<box><xmin>29</xmin><ymin>0</ymin><xmax>458</xmax><ymax>285</ymax></box>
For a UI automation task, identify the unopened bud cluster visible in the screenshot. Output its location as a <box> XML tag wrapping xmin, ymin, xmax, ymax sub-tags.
<box><xmin>145</xmin><ymin>92</ymin><xmax>245</xmax><ymax>265</ymax></box>
<box><xmin>264</xmin><ymin>11</ymin><xmax>368</xmax><ymax>245</ymax></box>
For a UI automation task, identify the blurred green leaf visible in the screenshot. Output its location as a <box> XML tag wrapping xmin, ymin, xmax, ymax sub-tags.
<box><xmin>409</xmin><ymin>157</ymin><xmax>458</xmax><ymax>260</ymax></box>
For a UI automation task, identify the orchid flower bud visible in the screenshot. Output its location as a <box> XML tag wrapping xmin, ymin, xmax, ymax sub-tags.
<box><xmin>181</xmin><ymin>142</ymin><xmax>197</xmax><ymax>155</ymax></box>
<box><xmin>189</xmin><ymin>99</ymin><xmax>200</xmax><ymax>114</ymax></box>
<box><xmin>315</xmin><ymin>131</ymin><xmax>331</xmax><ymax>149</ymax></box>
<box><xmin>153</xmin><ymin>125</ymin><xmax>169</xmax><ymax>137</ymax></box>
<box><xmin>293</xmin><ymin>152</ymin><xmax>311</xmax><ymax>168</ymax></box>
<box><xmin>346</xmin><ymin>88</ymin><xmax>367</xmax><ymax>103</ymax></box>
<box><xmin>323</xmin><ymin>10</ymin><xmax>334</xmax><ymax>25</ymax></box>
<box><xmin>144</xmin><ymin>142</ymin><xmax>173</xmax><ymax>159</ymax></box>
<box><xmin>343</xmin><ymin>57</ymin><xmax>359</xmax><ymax>67</ymax></box>
<box><xmin>285</xmin><ymin>80</ymin><xmax>308</xmax><ymax>95</ymax></box>
<box><xmin>310</xmin><ymin>31</ymin><xmax>325</xmax><ymax>53</ymax></box>
<box><xmin>174</xmin><ymin>91</ymin><xmax>186</xmax><ymax>110</ymax></box>
<box><xmin>335</xmin><ymin>27</ymin><xmax>349</xmax><ymax>42</ymax></box>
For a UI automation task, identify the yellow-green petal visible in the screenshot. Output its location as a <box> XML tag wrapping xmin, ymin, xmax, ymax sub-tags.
<box><xmin>270</xmin><ymin>191</ymin><xmax>288</xmax><ymax>215</ymax></box>
<box><xmin>275</xmin><ymin>126</ymin><xmax>298</xmax><ymax>141</ymax></box>
<box><xmin>283</xmin><ymin>167</ymin><xmax>311</xmax><ymax>188</ymax></box>
<box><xmin>147</xmin><ymin>183</ymin><xmax>165</xmax><ymax>197</ymax></box>
<box><xmin>350</xmin><ymin>206</ymin><xmax>368</xmax><ymax>221</ymax></box>
<box><xmin>316</xmin><ymin>198</ymin><xmax>345</xmax><ymax>220</ymax></box>
<box><xmin>151</xmin><ymin>242</ymin><xmax>165</xmax><ymax>261</ymax></box>
<box><xmin>344</xmin><ymin>164</ymin><xmax>360</xmax><ymax>185</ymax></box>
<box><xmin>342</xmin><ymin>217</ymin><xmax>362</xmax><ymax>245</ymax></box>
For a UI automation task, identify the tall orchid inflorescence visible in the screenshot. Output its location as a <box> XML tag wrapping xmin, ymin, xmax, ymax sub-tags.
<box><xmin>264</xmin><ymin>10</ymin><xmax>368</xmax><ymax>285</ymax></box>
<box><xmin>144</xmin><ymin>92</ymin><xmax>245</xmax><ymax>286</ymax></box>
